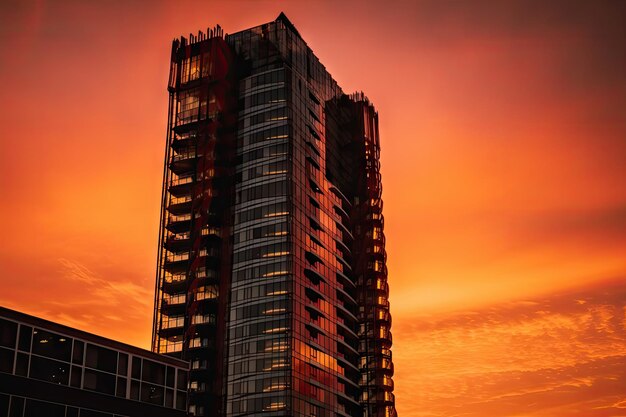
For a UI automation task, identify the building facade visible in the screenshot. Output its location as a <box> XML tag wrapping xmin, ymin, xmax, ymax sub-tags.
<box><xmin>152</xmin><ymin>13</ymin><xmax>396</xmax><ymax>417</ymax></box>
<box><xmin>0</xmin><ymin>306</ymin><xmax>189</xmax><ymax>417</ymax></box>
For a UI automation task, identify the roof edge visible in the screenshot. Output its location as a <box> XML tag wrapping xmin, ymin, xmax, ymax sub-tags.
<box><xmin>276</xmin><ymin>12</ymin><xmax>302</xmax><ymax>38</ymax></box>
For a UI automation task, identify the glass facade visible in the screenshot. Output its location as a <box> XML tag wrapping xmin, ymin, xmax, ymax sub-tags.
<box><xmin>0</xmin><ymin>308</ymin><xmax>188</xmax><ymax>417</ymax></box>
<box><xmin>153</xmin><ymin>13</ymin><xmax>396</xmax><ymax>417</ymax></box>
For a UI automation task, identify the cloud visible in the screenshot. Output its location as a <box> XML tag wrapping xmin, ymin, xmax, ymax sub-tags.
<box><xmin>58</xmin><ymin>257</ymin><xmax>152</xmax><ymax>307</ymax></box>
<box><xmin>0</xmin><ymin>254</ymin><xmax>154</xmax><ymax>349</ymax></box>
<box><xmin>393</xmin><ymin>277</ymin><xmax>626</xmax><ymax>416</ymax></box>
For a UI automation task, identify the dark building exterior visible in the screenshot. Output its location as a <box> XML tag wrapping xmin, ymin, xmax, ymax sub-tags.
<box><xmin>152</xmin><ymin>13</ymin><xmax>396</xmax><ymax>417</ymax></box>
<box><xmin>0</xmin><ymin>306</ymin><xmax>189</xmax><ymax>417</ymax></box>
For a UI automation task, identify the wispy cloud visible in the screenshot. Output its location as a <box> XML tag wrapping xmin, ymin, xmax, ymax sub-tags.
<box><xmin>393</xmin><ymin>277</ymin><xmax>626</xmax><ymax>416</ymax></box>
<box><xmin>58</xmin><ymin>257</ymin><xmax>152</xmax><ymax>307</ymax></box>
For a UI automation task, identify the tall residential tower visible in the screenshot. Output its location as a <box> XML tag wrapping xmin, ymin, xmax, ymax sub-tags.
<box><xmin>152</xmin><ymin>14</ymin><xmax>396</xmax><ymax>417</ymax></box>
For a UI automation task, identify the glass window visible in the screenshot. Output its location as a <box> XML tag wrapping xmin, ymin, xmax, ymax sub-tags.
<box><xmin>31</xmin><ymin>329</ymin><xmax>71</xmax><ymax>362</ymax></box>
<box><xmin>0</xmin><ymin>318</ymin><xmax>17</xmax><ymax>349</ymax></box>
<box><xmin>83</xmin><ymin>369</ymin><xmax>116</xmax><ymax>395</ymax></box>
<box><xmin>165</xmin><ymin>389</ymin><xmax>174</xmax><ymax>408</ymax></box>
<box><xmin>0</xmin><ymin>347</ymin><xmax>13</xmax><ymax>373</ymax></box>
<box><xmin>29</xmin><ymin>355</ymin><xmax>70</xmax><ymax>385</ymax></box>
<box><xmin>0</xmin><ymin>394</ymin><xmax>7</xmax><ymax>417</ymax></box>
<box><xmin>131</xmin><ymin>356</ymin><xmax>141</xmax><ymax>379</ymax></box>
<box><xmin>9</xmin><ymin>396</ymin><xmax>24</xmax><ymax>417</ymax></box>
<box><xmin>176</xmin><ymin>391</ymin><xmax>186</xmax><ymax>410</ymax></box>
<box><xmin>85</xmin><ymin>344</ymin><xmax>117</xmax><ymax>373</ymax></box>
<box><xmin>15</xmin><ymin>352</ymin><xmax>28</xmax><ymax>376</ymax></box>
<box><xmin>116</xmin><ymin>377</ymin><xmax>127</xmax><ymax>397</ymax></box>
<box><xmin>130</xmin><ymin>380</ymin><xmax>140</xmax><ymax>400</ymax></box>
<box><xmin>118</xmin><ymin>353</ymin><xmax>128</xmax><ymax>376</ymax></box>
<box><xmin>70</xmin><ymin>365</ymin><xmax>82</xmax><ymax>388</ymax></box>
<box><xmin>18</xmin><ymin>325</ymin><xmax>32</xmax><ymax>352</ymax></box>
<box><xmin>166</xmin><ymin>366</ymin><xmax>175</xmax><ymax>387</ymax></box>
<box><xmin>24</xmin><ymin>399</ymin><xmax>65</xmax><ymax>417</ymax></box>
<box><xmin>141</xmin><ymin>382</ymin><xmax>164</xmax><ymax>405</ymax></box>
<box><xmin>72</xmin><ymin>340</ymin><xmax>84</xmax><ymax>364</ymax></box>
<box><xmin>177</xmin><ymin>369</ymin><xmax>187</xmax><ymax>390</ymax></box>
<box><xmin>141</xmin><ymin>359</ymin><xmax>165</xmax><ymax>385</ymax></box>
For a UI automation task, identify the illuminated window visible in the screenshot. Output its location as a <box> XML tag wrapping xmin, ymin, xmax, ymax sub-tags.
<box><xmin>264</xmin><ymin>401</ymin><xmax>286</xmax><ymax>411</ymax></box>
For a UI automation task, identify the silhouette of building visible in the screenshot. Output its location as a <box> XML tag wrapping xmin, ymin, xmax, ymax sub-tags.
<box><xmin>152</xmin><ymin>13</ymin><xmax>396</xmax><ymax>417</ymax></box>
<box><xmin>0</xmin><ymin>306</ymin><xmax>189</xmax><ymax>417</ymax></box>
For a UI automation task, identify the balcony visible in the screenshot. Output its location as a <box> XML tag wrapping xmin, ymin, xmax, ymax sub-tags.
<box><xmin>336</xmin><ymin>372</ymin><xmax>360</xmax><ymax>390</ymax></box>
<box><xmin>171</xmin><ymin>132</ymin><xmax>199</xmax><ymax>152</ymax></box>
<box><xmin>336</xmin><ymin>303</ymin><xmax>358</xmax><ymax>324</ymax></box>
<box><xmin>337</xmin><ymin>325</ymin><xmax>359</xmax><ymax>348</ymax></box>
<box><xmin>167</xmin><ymin>195</ymin><xmax>192</xmax><ymax>216</ymax></box>
<box><xmin>164</xmin><ymin>251</ymin><xmax>190</xmax><ymax>273</ymax></box>
<box><xmin>336</xmin><ymin>287</ymin><xmax>357</xmax><ymax>310</ymax></box>
<box><xmin>334</xmin><ymin>238</ymin><xmax>352</xmax><ymax>260</ymax></box>
<box><xmin>166</xmin><ymin>214</ymin><xmax>191</xmax><ymax>233</ymax></box>
<box><xmin>161</xmin><ymin>293</ymin><xmax>186</xmax><ymax>315</ymax></box>
<box><xmin>333</xmin><ymin>204</ymin><xmax>350</xmax><ymax>224</ymax></box>
<box><xmin>336</xmin><ymin>353</ymin><xmax>360</xmax><ymax>375</ymax></box>
<box><xmin>337</xmin><ymin>336</ymin><xmax>359</xmax><ymax>357</ymax></box>
<box><xmin>336</xmin><ymin>270</ymin><xmax>356</xmax><ymax>291</ymax></box>
<box><xmin>173</xmin><ymin>111</ymin><xmax>219</xmax><ymax>134</ymax></box>
<box><xmin>335</xmin><ymin>220</ymin><xmax>354</xmax><ymax>243</ymax></box>
<box><xmin>169</xmin><ymin>151</ymin><xmax>197</xmax><ymax>175</ymax></box>
<box><xmin>165</xmin><ymin>232</ymin><xmax>191</xmax><ymax>252</ymax></box>
<box><xmin>158</xmin><ymin>316</ymin><xmax>185</xmax><ymax>338</ymax></box>
<box><xmin>329</xmin><ymin>186</ymin><xmax>352</xmax><ymax>210</ymax></box>
<box><xmin>157</xmin><ymin>336</ymin><xmax>183</xmax><ymax>355</ymax></box>
<box><xmin>335</xmin><ymin>254</ymin><xmax>352</xmax><ymax>274</ymax></box>
<box><xmin>169</xmin><ymin>176</ymin><xmax>195</xmax><ymax>197</ymax></box>
<box><xmin>303</xmin><ymin>268</ymin><xmax>326</xmax><ymax>286</ymax></box>
<box><xmin>376</xmin><ymin>308</ymin><xmax>391</xmax><ymax>325</ymax></box>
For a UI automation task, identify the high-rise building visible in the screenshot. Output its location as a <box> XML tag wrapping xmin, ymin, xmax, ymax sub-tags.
<box><xmin>151</xmin><ymin>13</ymin><xmax>396</xmax><ymax>417</ymax></box>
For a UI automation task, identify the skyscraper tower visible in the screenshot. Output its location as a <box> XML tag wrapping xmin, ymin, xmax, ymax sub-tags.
<box><xmin>152</xmin><ymin>14</ymin><xmax>396</xmax><ymax>417</ymax></box>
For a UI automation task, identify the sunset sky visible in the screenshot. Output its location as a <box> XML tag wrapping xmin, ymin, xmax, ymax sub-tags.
<box><xmin>1</xmin><ymin>1</ymin><xmax>625</xmax><ymax>416</ymax></box>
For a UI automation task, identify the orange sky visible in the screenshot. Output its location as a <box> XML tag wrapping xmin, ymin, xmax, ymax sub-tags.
<box><xmin>1</xmin><ymin>1</ymin><xmax>625</xmax><ymax>415</ymax></box>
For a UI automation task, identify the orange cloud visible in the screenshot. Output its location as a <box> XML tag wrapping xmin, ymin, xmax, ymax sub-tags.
<box><xmin>0</xmin><ymin>1</ymin><xmax>624</xmax><ymax>415</ymax></box>
<box><xmin>393</xmin><ymin>278</ymin><xmax>626</xmax><ymax>416</ymax></box>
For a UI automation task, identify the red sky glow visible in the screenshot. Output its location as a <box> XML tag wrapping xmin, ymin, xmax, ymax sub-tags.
<box><xmin>1</xmin><ymin>1</ymin><xmax>625</xmax><ymax>415</ymax></box>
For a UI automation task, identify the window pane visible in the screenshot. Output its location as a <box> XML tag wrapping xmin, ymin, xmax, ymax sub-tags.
<box><xmin>165</xmin><ymin>389</ymin><xmax>174</xmax><ymax>408</ymax></box>
<box><xmin>85</xmin><ymin>344</ymin><xmax>117</xmax><ymax>373</ymax></box>
<box><xmin>83</xmin><ymin>369</ymin><xmax>116</xmax><ymax>395</ymax></box>
<box><xmin>141</xmin><ymin>359</ymin><xmax>165</xmax><ymax>385</ymax></box>
<box><xmin>0</xmin><ymin>318</ymin><xmax>17</xmax><ymax>349</ymax></box>
<box><xmin>29</xmin><ymin>355</ymin><xmax>69</xmax><ymax>385</ymax></box>
<box><xmin>0</xmin><ymin>347</ymin><xmax>13</xmax><ymax>373</ymax></box>
<box><xmin>0</xmin><ymin>393</ymin><xmax>8</xmax><ymax>417</ymax></box>
<box><xmin>176</xmin><ymin>391</ymin><xmax>186</xmax><ymax>410</ymax></box>
<box><xmin>72</xmin><ymin>340</ymin><xmax>84</xmax><ymax>364</ymax></box>
<box><xmin>130</xmin><ymin>380</ymin><xmax>140</xmax><ymax>400</ymax></box>
<box><xmin>18</xmin><ymin>325</ymin><xmax>32</xmax><ymax>351</ymax></box>
<box><xmin>141</xmin><ymin>382</ymin><xmax>164</xmax><ymax>405</ymax></box>
<box><xmin>166</xmin><ymin>366</ymin><xmax>175</xmax><ymax>387</ymax></box>
<box><xmin>31</xmin><ymin>329</ymin><xmax>71</xmax><ymax>362</ymax></box>
<box><xmin>70</xmin><ymin>365</ymin><xmax>82</xmax><ymax>388</ymax></box>
<box><xmin>118</xmin><ymin>353</ymin><xmax>128</xmax><ymax>376</ymax></box>
<box><xmin>177</xmin><ymin>369</ymin><xmax>187</xmax><ymax>389</ymax></box>
<box><xmin>9</xmin><ymin>396</ymin><xmax>24</xmax><ymax>417</ymax></box>
<box><xmin>24</xmin><ymin>399</ymin><xmax>65</xmax><ymax>417</ymax></box>
<box><xmin>15</xmin><ymin>352</ymin><xmax>28</xmax><ymax>376</ymax></box>
<box><xmin>131</xmin><ymin>357</ymin><xmax>141</xmax><ymax>379</ymax></box>
<box><xmin>116</xmin><ymin>377</ymin><xmax>127</xmax><ymax>397</ymax></box>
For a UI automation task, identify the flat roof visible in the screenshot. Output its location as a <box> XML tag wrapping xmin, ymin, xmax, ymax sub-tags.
<box><xmin>0</xmin><ymin>306</ymin><xmax>187</xmax><ymax>369</ymax></box>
